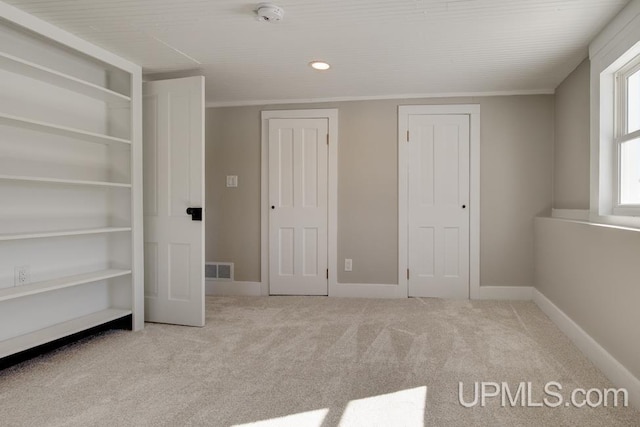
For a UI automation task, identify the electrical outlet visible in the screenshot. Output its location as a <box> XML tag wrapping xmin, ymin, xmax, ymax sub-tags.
<box><xmin>226</xmin><ymin>175</ymin><xmax>238</xmax><ymax>187</ymax></box>
<box><xmin>14</xmin><ymin>265</ymin><xmax>30</xmax><ymax>286</ymax></box>
<box><xmin>344</xmin><ymin>258</ymin><xmax>352</xmax><ymax>272</ymax></box>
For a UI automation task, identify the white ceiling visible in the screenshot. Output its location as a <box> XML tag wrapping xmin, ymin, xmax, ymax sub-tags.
<box><xmin>6</xmin><ymin>0</ymin><xmax>630</xmax><ymax>106</ymax></box>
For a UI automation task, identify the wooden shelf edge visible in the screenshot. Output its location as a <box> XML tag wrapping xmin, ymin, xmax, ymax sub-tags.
<box><xmin>0</xmin><ymin>52</ymin><xmax>131</xmax><ymax>104</ymax></box>
<box><xmin>0</xmin><ymin>269</ymin><xmax>132</xmax><ymax>302</ymax></box>
<box><xmin>0</xmin><ymin>227</ymin><xmax>132</xmax><ymax>241</ymax></box>
<box><xmin>0</xmin><ymin>308</ymin><xmax>132</xmax><ymax>359</ymax></box>
<box><xmin>0</xmin><ymin>113</ymin><xmax>131</xmax><ymax>146</ymax></box>
<box><xmin>0</xmin><ymin>174</ymin><xmax>131</xmax><ymax>188</ymax></box>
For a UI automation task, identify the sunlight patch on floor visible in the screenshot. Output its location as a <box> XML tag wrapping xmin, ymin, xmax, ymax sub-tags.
<box><xmin>232</xmin><ymin>409</ymin><xmax>329</xmax><ymax>427</ymax></box>
<box><xmin>232</xmin><ymin>386</ymin><xmax>427</xmax><ymax>427</ymax></box>
<box><xmin>338</xmin><ymin>386</ymin><xmax>428</xmax><ymax>427</ymax></box>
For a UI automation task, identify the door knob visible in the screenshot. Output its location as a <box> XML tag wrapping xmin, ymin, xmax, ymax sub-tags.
<box><xmin>462</xmin><ymin>205</ymin><xmax>466</xmax><ymax>209</ymax></box>
<box><xmin>186</xmin><ymin>207</ymin><xmax>203</xmax><ymax>221</ymax></box>
<box><xmin>271</xmin><ymin>205</ymin><xmax>275</xmax><ymax>209</ymax></box>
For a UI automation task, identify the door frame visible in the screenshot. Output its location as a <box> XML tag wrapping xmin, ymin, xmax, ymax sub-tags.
<box><xmin>398</xmin><ymin>105</ymin><xmax>480</xmax><ymax>299</ymax></box>
<box><xmin>260</xmin><ymin>109</ymin><xmax>338</xmax><ymax>296</ymax></box>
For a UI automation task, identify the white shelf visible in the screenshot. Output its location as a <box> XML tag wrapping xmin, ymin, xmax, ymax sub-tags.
<box><xmin>0</xmin><ymin>174</ymin><xmax>131</xmax><ymax>188</ymax></box>
<box><xmin>0</xmin><ymin>227</ymin><xmax>132</xmax><ymax>241</ymax></box>
<box><xmin>0</xmin><ymin>52</ymin><xmax>131</xmax><ymax>105</ymax></box>
<box><xmin>0</xmin><ymin>269</ymin><xmax>132</xmax><ymax>302</ymax></box>
<box><xmin>0</xmin><ymin>308</ymin><xmax>131</xmax><ymax>358</ymax></box>
<box><xmin>0</xmin><ymin>113</ymin><xmax>131</xmax><ymax>146</ymax></box>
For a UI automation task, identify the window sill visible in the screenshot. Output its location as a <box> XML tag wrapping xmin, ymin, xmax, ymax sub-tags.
<box><xmin>551</xmin><ymin>209</ymin><xmax>640</xmax><ymax>230</ymax></box>
<box><xmin>613</xmin><ymin>206</ymin><xmax>640</xmax><ymax>217</ymax></box>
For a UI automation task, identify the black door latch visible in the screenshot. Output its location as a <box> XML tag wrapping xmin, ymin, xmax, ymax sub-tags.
<box><xmin>186</xmin><ymin>207</ymin><xmax>202</xmax><ymax>221</ymax></box>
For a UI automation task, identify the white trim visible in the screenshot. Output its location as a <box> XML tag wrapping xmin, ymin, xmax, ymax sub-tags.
<box><xmin>206</xmin><ymin>89</ymin><xmax>554</xmax><ymax>108</ymax></box>
<box><xmin>551</xmin><ymin>209</ymin><xmax>590</xmax><ymax>221</ymax></box>
<box><xmin>533</xmin><ymin>289</ymin><xmax>640</xmax><ymax>409</ymax></box>
<box><xmin>545</xmin><ymin>214</ymin><xmax>640</xmax><ymax>230</ymax></box>
<box><xmin>130</xmin><ymin>71</ymin><xmax>144</xmax><ymax>331</ymax></box>
<box><xmin>588</xmin><ymin>212</ymin><xmax>640</xmax><ymax>228</ymax></box>
<box><xmin>260</xmin><ymin>109</ymin><xmax>338</xmax><ymax>296</ymax></box>
<box><xmin>542</xmin><ymin>215</ymin><xmax>640</xmax><ymax>233</ymax></box>
<box><xmin>589</xmin><ymin>0</ymin><xmax>640</xmax><ymax>60</ymax></box>
<box><xmin>477</xmin><ymin>286</ymin><xmax>533</xmax><ymax>301</ymax></box>
<box><xmin>331</xmin><ymin>283</ymin><xmax>403</xmax><ymax>299</ymax></box>
<box><xmin>205</xmin><ymin>280</ymin><xmax>262</xmax><ymax>296</ymax></box>
<box><xmin>398</xmin><ymin>105</ymin><xmax>481</xmax><ymax>300</ymax></box>
<box><xmin>615</xmin><ymin>128</ymin><xmax>640</xmax><ymax>144</ymax></box>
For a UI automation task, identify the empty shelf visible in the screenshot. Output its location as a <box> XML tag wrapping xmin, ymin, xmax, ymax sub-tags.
<box><xmin>0</xmin><ymin>113</ymin><xmax>131</xmax><ymax>146</ymax></box>
<box><xmin>0</xmin><ymin>308</ymin><xmax>131</xmax><ymax>358</ymax></box>
<box><xmin>0</xmin><ymin>174</ymin><xmax>131</xmax><ymax>188</ymax></box>
<box><xmin>0</xmin><ymin>227</ymin><xmax>132</xmax><ymax>241</ymax></box>
<box><xmin>0</xmin><ymin>52</ymin><xmax>131</xmax><ymax>105</ymax></box>
<box><xmin>0</xmin><ymin>269</ymin><xmax>132</xmax><ymax>302</ymax></box>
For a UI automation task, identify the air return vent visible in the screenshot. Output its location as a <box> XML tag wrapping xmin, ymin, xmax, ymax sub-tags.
<box><xmin>205</xmin><ymin>262</ymin><xmax>234</xmax><ymax>281</ymax></box>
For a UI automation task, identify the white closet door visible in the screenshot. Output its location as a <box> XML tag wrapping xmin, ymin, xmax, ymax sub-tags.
<box><xmin>143</xmin><ymin>76</ymin><xmax>205</xmax><ymax>326</ymax></box>
<box><xmin>269</xmin><ymin>118</ymin><xmax>328</xmax><ymax>295</ymax></box>
<box><xmin>408</xmin><ymin>114</ymin><xmax>470</xmax><ymax>299</ymax></box>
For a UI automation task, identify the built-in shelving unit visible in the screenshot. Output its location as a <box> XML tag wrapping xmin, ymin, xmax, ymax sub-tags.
<box><xmin>0</xmin><ymin>2</ymin><xmax>143</xmax><ymax>361</ymax></box>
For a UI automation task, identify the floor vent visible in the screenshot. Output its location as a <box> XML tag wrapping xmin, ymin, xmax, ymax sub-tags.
<box><xmin>205</xmin><ymin>262</ymin><xmax>234</xmax><ymax>281</ymax></box>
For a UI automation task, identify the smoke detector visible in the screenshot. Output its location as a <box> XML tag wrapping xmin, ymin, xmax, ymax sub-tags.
<box><xmin>255</xmin><ymin>3</ymin><xmax>285</xmax><ymax>22</ymax></box>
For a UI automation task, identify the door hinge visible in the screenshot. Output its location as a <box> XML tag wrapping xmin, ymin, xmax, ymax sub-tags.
<box><xmin>407</xmin><ymin>268</ymin><xmax>410</xmax><ymax>280</ymax></box>
<box><xmin>327</xmin><ymin>134</ymin><xmax>329</xmax><ymax>145</ymax></box>
<box><xmin>406</xmin><ymin>130</ymin><xmax>409</xmax><ymax>142</ymax></box>
<box><xmin>326</xmin><ymin>268</ymin><xmax>329</xmax><ymax>279</ymax></box>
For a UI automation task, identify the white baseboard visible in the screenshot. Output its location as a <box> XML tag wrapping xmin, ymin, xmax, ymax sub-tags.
<box><xmin>329</xmin><ymin>283</ymin><xmax>402</xmax><ymax>298</ymax></box>
<box><xmin>205</xmin><ymin>280</ymin><xmax>262</xmax><ymax>296</ymax></box>
<box><xmin>476</xmin><ymin>286</ymin><xmax>533</xmax><ymax>300</ymax></box>
<box><xmin>533</xmin><ymin>289</ymin><xmax>640</xmax><ymax>409</ymax></box>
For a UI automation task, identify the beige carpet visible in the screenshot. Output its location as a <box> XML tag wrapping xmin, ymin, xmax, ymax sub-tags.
<box><xmin>0</xmin><ymin>296</ymin><xmax>638</xmax><ymax>426</ymax></box>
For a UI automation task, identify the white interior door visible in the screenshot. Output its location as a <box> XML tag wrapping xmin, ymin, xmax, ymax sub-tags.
<box><xmin>408</xmin><ymin>114</ymin><xmax>470</xmax><ymax>299</ymax></box>
<box><xmin>269</xmin><ymin>118</ymin><xmax>328</xmax><ymax>295</ymax></box>
<box><xmin>143</xmin><ymin>76</ymin><xmax>205</xmax><ymax>326</ymax></box>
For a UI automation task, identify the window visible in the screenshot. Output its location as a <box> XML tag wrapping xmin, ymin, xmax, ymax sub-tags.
<box><xmin>615</xmin><ymin>55</ymin><xmax>640</xmax><ymax>211</ymax></box>
<box><xmin>589</xmin><ymin>2</ymin><xmax>640</xmax><ymax>226</ymax></box>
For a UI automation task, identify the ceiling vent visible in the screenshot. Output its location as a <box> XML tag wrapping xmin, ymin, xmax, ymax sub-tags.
<box><xmin>255</xmin><ymin>3</ymin><xmax>284</xmax><ymax>23</ymax></box>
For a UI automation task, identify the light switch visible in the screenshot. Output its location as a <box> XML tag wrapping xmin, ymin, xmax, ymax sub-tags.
<box><xmin>345</xmin><ymin>258</ymin><xmax>353</xmax><ymax>272</ymax></box>
<box><xmin>226</xmin><ymin>175</ymin><xmax>238</xmax><ymax>187</ymax></box>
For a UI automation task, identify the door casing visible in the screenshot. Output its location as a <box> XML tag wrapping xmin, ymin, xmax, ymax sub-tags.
<box><xmin>261</xmin><ymin>109</ymin><xmax>338</xmax><ymax>296</ymax></box>
<box><xmin>398</xmin><ymin>105</ymin><xmax>481</xmax><ymax>299</ymax></box>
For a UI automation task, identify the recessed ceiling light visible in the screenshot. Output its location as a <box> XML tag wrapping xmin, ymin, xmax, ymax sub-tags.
<box><xmin>309</xmin><ymin>61</ymin><xmax>331</xmax><ymax>71</ymax></box>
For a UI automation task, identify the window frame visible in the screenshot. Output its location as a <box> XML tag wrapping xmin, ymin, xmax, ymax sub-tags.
<box><xmin>614</xmin><ymin>55</ymin><xmax>640</xmax><ymax>216</ymax></box>
<box><xmin>589</xmin><ymin>0</ymin><xmax>640</xmax><ymax>228</ymax></box>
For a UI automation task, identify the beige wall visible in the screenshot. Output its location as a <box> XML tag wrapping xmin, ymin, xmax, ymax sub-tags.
<box><xmin>554</xmin><ymin>59</ymin><xmax>591</xmax><ymax>209</ymax></box>
<box><xmin>534</xmin><ymin>217</ymin><xmax>640</xmax><ymax>379</ymax></box>
<box><xmin>205</xmin><ymin>108</ymin><xmax>261</xmax><ymax>282</ymax></box>
<box><xmin>206</xmin><ymin>95</ymin><xmax>553</xmax><ymax>287</ymax></box>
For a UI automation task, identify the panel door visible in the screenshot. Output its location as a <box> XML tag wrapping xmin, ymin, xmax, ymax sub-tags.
<box><xmin>269</xmin><ymin>118</ymin><xmax>328</xmax><ymax>295</ymax></box>
<box><xmin>143</xmin><ymin>76</ymin><xmax>205</xmax><ymax>326</ymax></box>
<box><xmin>408</xmin><ymin>114</ymin><xmax>470</xmax><ymax>298</ymax></box>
